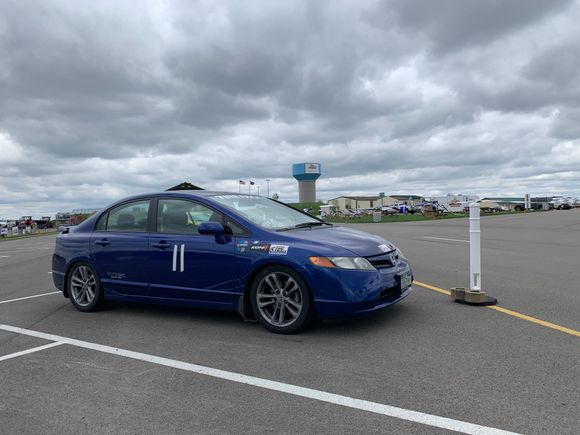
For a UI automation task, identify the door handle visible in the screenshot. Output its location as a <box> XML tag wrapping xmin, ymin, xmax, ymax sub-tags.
<box><xmin>95</xmin><ymin>239</ymin><xmax>110</xmax><ymax>247</ymax></box>
<box><xmin>152</xmin><ymin>241</ymin><xmax>171</xmax><ymax>250</ymax></box>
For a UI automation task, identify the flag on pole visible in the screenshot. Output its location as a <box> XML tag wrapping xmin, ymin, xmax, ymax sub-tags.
<box><xmin>249</xmin><ymin>180</ymin><xmax>255</xmax><ymax>185</ymax></box>
<box><xmin>239</xmin><ymin>180</ymin><xmax>246</xmax><ymax>185</ymax></box>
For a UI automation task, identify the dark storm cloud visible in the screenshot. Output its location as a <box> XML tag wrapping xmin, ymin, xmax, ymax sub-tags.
<box><xmin>1</xmin><ymin>0</ymin><xmax>579</xmax><ymax>217</ymax></box>
<box><xmin>0</xmin><ymin>0</ymin><xmax>186</xmax><ymax>159</ymax></box>
<box><xmin>549</xmin><ymin>108</ymin><xmax>580</xmax><ymax>139</ymax></box>
<box><xmin>164</xmin><ymin>1</ymin><xmax>404</xmax><ymax>130</ymax></box>
<box><xmin>382</xmin><ymin>0</ymin><xmax>573</xmax><ymax>54</ymax></box>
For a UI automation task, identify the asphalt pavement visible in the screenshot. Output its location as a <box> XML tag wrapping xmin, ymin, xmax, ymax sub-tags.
<box><xmin>0</xmin><ymin>211</ymin><xmax>578</xmax><ymax>434</ymax></box>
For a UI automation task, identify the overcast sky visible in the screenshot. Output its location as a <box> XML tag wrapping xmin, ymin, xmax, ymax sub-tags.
<box><xmin>1</xmin><ymin>0</ymin><xmax>580</xmax><ymax>217</ymax></box>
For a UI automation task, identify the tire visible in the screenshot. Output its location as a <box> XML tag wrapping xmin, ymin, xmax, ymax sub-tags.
<box><xmin>251</xmin><ymin>265</ymin><xmax>314</xmax><ymax>334</ymax></box>
<box><xmin>67</xmin><ymin>262</ymin><xmax>104</xmax><ymax>312</ymax></box>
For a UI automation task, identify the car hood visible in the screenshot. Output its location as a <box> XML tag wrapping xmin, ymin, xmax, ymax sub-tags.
<box><xmin>283</xmin><ymin>225</ymin><xmax>394</xmax><ymax>257</ymax></box>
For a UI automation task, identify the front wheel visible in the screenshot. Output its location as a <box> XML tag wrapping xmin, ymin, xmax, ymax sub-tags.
<box><xmin>68</xmin><ymin>263</ymin><xmax>104</xmax><ymax>312</ymax></box>
<box><xmin>251</xmin><ymin>266</ymin><xmax>313</xmax><ymax>334</ymax></box>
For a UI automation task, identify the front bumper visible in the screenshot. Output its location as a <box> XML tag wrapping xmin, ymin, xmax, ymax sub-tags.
<box><xmin>315</xmin><ymin>285</ymin><xmax>412</xmax><ymax>318</ymax></box>
<box><xmin>308</xmin><ymin>258</ymin><xmax>413</xmax><ymax>318</ymax></box>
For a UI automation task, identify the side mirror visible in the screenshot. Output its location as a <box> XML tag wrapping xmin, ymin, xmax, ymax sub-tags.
<box><xmin>198</xmin><ymin>221</ymin><xmax>225</xmax><ymax>235</ymax></box>
<box><xmin>198</xmin><ymin>222</ymin><xmax>229</xmax><ymax>244</ymax></box>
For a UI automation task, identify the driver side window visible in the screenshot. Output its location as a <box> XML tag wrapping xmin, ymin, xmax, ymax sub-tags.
<box><xmin>157</xmin><ymin>199</ymin><xmax>223</xmax><ymax>234</ymax></box>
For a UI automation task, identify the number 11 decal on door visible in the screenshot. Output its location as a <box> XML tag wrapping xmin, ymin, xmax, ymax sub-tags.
<box><xmin>172</xmin><ymin>244</ymin><xmax>185</xmax><ymax>272</ymax></box>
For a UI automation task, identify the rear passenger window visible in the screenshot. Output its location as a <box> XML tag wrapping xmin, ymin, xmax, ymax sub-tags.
<box><xmin>105</xmin><ymin>201</ymin><xmax>150</xmax><ymax>232</ymax></box>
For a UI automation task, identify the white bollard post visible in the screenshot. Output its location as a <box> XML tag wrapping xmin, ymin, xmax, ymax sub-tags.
<box><xmin>469</xmin><ymin>203</ymin><xmax>481</xmax><ymax>291</ymax></box>
<box><xmin>450</xmin><ymin>203</ymin><xmax>496</xmax><ymax>305</ymax></box>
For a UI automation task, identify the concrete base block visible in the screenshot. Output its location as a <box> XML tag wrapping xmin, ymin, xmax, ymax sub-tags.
<box><xmin>450</xmin><ymin>287</ymin><xmax>466</xmax><ymax>301</ymax></box>
<box><xmin>465</xmin><ymin>290</ymin><xmax>487</xmax><ymax>304</ymax></box>
<box><xmin>450</xmin><ymin>288</ymin><xmax>498</xmax><ymax>306</ymax></box>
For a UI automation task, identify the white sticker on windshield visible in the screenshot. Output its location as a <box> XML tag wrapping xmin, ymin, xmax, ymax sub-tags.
<box><xmin>269</xmin><ymin>244</ymin><xmax>289</xmax><ymax>255</ymax></box>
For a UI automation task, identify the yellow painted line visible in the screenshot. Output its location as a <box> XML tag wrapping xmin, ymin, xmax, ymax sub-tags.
<box><xmin>487</xmin><ymin>305</ymin><xmax>580</xmax><ymax>337</ymax></box>
<box><xmin>413</xmin><ymin>280</ymin><xmax>451</xmax><ymax>296</ymax></box>
<box><xmin>413</xmin><ymin>280</ymin><xmax>580</xmax><ymax>338</ymax></box>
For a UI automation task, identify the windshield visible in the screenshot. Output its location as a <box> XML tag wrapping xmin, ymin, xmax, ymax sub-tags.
<box><xmin>211</xmin><ymin>194</ymin><xmax>322</xmax><ymax>230</ymax></box>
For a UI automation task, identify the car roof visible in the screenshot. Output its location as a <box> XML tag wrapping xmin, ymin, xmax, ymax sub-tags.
<box><xmin>118</xmin><ymin>190</ymin><xmax>260</xmax><ymax>202</ymax></box>
<box><xmin>157</xmin><ymin>190</ymin><xmax>257</xmax><ymax>197</ymax></box>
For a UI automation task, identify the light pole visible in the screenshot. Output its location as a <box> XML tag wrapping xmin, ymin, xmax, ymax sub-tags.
<box><xmin>266</xmin><ymin>179</ymin><xmax>270</xmax><ymax>197</ymax></box>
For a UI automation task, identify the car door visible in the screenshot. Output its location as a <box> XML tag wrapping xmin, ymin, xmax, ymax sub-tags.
<box><xmin>90</xmin><ymin>199</ymin><xmax>151</xmax><ymax>296</ymax></box>
<box><xmin>148</xmin><ymin>198</ymin><xmax>239</xmax><ymax>304</ymax></box>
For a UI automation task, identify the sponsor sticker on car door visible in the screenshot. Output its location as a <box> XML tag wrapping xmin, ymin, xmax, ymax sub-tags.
<box><xmin>269</xmin><ymin>244</ymin><xmax>289</xmax><ymax>255</ymax></box>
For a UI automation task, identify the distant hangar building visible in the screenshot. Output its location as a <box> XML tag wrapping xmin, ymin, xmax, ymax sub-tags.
<box><xmin>329</xmin><ymin>196</ymin><xmax>382</xmax><ymax>210</ymax></box>
<box><xmin>293</xmin><ymin>163</ymin><xmax>321</xmax><ymax>203</ymax></box>
<box><xmin>329</xmin><ymin>194</ymin><xmax>425</xmax><ymax>211</ymax></box>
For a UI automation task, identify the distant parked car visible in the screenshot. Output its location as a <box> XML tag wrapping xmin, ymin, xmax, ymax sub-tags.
<box><xmin>478</xmin><ymin>200</ymin><xmax>508</xmax><ymax>213</ymax></box>
<box><xmin>557</xmin><ymin>202</ymin><xmax>572</xmax><ymax>210</ymax></box>
<box><xmin>550</xmin><ymin>198</ymin><xmax>574</xmax><ymax>210</ymax></box>
<box><xmin>381</xmin><ymin>206</ymin><xmax>398</xmax><ymax>215</ymax></box>
<box><xmin>416</xmin><ymin>202</ymin><xmax>441</xmax><ymax>214</ymax></box>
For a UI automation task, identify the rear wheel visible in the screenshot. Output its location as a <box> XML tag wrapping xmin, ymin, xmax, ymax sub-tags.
<box><xmin>68</xmin><ymin>263</ymin><xmax>104</xmax><ymax>312</ymax></box>
<box><xmin>251</xmin><ymin>266</ymin><xmax>313</xmax><ymax>334</ymax></box>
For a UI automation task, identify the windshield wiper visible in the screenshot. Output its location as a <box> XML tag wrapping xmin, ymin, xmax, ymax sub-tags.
<box><xmin>294</xmin><ymin>222</ymin><xmax>332</xmax><ymax>229</ymax></box>
<box><xmin>275</xmin><ymin>222</ymin><xmax>332</xmax><ymax>232</ymax></box>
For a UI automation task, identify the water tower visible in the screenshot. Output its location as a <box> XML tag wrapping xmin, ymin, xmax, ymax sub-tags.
<box><xmin>292</xmin><ymin>163</ymin><xmax>321</xmax><ymax>203</ymax></box>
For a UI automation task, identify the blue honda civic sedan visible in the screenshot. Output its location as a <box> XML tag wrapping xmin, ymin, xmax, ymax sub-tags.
<box><xmin>52</xmin><ymin>191</ymin><xmax>412</xmax><ymax>333</ymax></box>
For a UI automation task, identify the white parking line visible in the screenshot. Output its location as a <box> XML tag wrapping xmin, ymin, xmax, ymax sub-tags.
<box><xmin>0</xmin><ymin>291</ymin><xmax>61</xmax><ymax>305</ymax></box>
<box><xmin>0</xmin><ymin>341</ymin><xmax>64</xmax><ymax>362</ymax></box>
<box><xmin>0</xmin><ymin>323</ymin><xmax>519</xmax><ymax>435</ymax></box>
<box><xmin>424</xmin><ymin>236</ymin><xmax>469</xmax><ymax>243</ymax></box>
<box><xmin>0</xmin><ymin>248</ymin><xmax>53</xmax><ymax>253</ymax></box>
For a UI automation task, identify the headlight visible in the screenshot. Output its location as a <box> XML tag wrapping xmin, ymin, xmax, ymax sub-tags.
<box><xmin>309</xmin><ymin>256</ymin><xmax>375</xmax><ymax>270</ymax></box>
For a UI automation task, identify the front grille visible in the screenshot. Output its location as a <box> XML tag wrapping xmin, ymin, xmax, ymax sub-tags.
<box><xmin>379</xmin><ymin>286</ymin><xmax>401</xmax><ymax>301</ymax></box>
<box><xmin>366</xmin><ymin>251</ymin><xmax>399</xmax><ymax>269</ymax></box>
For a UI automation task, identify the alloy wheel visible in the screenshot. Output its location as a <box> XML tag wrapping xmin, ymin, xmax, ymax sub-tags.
<box><xmin>256</xmin><ymin>272</ymin><xmax>303</xmax><ymax>327</ymax></box>
<box><xmin>70</xmin><ymin>265</ymin><xmax>97</xmax><ymax>307</ymax></box>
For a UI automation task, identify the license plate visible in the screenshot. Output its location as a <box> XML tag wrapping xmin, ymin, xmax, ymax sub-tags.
<box><xmin>400</xmin><ymin>272</ymin><xmax>412</xmax><ymax>290</ymax></box>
